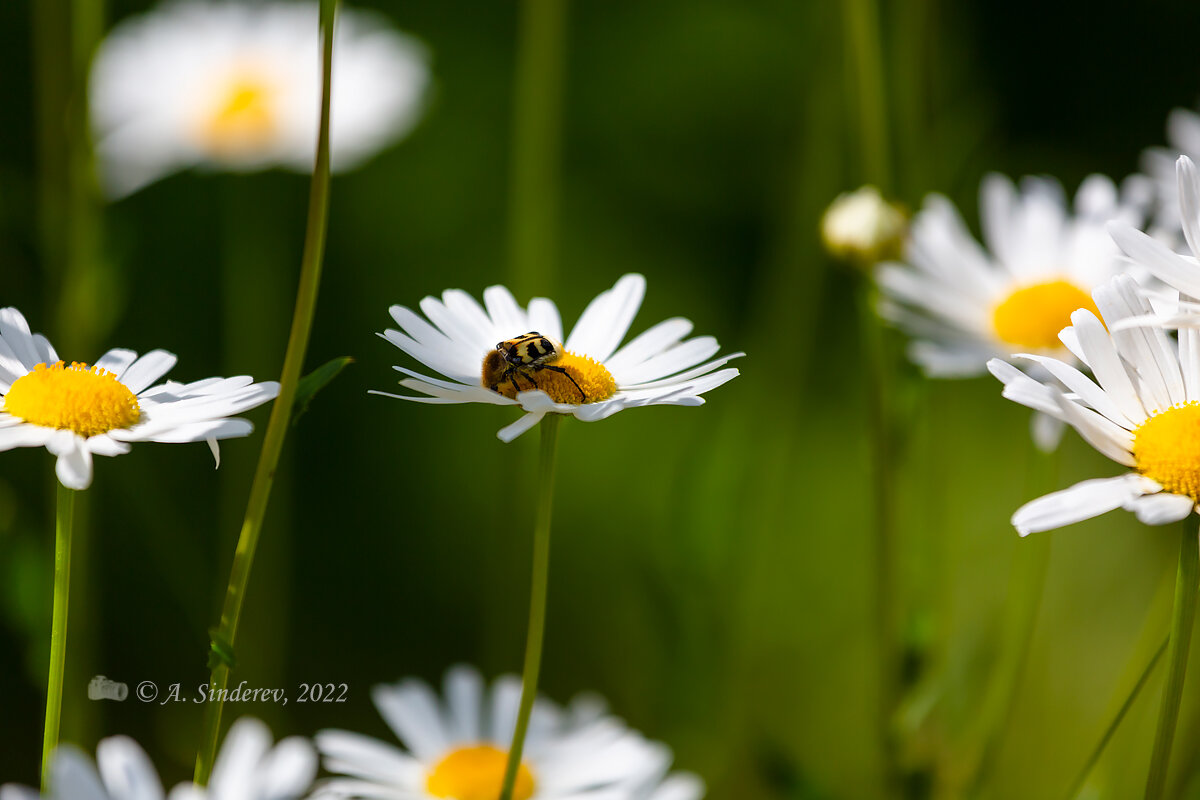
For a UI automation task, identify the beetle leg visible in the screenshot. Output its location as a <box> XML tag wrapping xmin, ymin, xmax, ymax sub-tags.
<box><xmin>543</xmin><ymin>364</ymin><xmax>586</xmax><ymax>403</ymax></box>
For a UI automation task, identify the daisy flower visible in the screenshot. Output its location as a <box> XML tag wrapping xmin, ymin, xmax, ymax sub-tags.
<box><xmin>375</xmin><ymin>274</ymin><xmax>741</xmax><ymax>442</ymax></box>
<box><xmin>0</xmin><ymin>718</ymin><xmax>315</xmax><ymax>800</ymax></box>
<box><xmin>877</xmin><ymin>172</ymin><xmax>1146</xmax><ymax>379</ymax></box>
<box><xmin>0</xmin><ymin>307</ymin><xmax>279</xmax><ymax>490</ymax></box>
<box><xmin>988</xmin><ymin>271</ymin><xmax>1200</xmax><ymax>534</ymax></box>
<box><xmin>314</xmin><ymin>665</ymin><xmax>703</xmax><ymax>800</ymax></box>
<box><xmin>90</xmin><ymin>0</ymin><xmax>430</xmax><ymax>197</ymax></box>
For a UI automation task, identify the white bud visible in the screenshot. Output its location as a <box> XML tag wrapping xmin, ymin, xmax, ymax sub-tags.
<box><xmin>821</xmin><ymin>185</ymin><xmax>907</xmax><ymax>266</ymax></box>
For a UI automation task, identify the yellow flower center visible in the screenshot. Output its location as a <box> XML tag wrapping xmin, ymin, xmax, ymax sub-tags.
<box><xmin>992</xmin><ymin>279</ymin><xmax>1098</xmax><ymax>350</ymax></box>
<box><xmin>3</xmin><ymin>362</ymin><xmax>140</xmax><ymax>438</ymax></box>
<box><xmin>1133</xmin><ymin>403</ymin><xmax>1200</xmax><ymax>502</ymax></box>
<box><xmin>425</xmin><ymin>745</ymin><xmax>535</xmax><ymax>800</ymax></box>
<box><xmin>482</xmin><ymin>349</ymin><xmax>617</xmax><ymax>404</ymax></box>
<box><xmin>200</xmin><ymin>73</ymin><xmax>278</xmax><ymax>156</ymax></box>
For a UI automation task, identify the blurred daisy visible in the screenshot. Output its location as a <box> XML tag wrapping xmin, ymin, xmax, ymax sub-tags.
<box><xmin>0</xmin><ymin>718</ymin><xmax>315</xmax><ymax>800</ymax></box>
<box><xmin>989</xmin><ymin>273</ymin><xmax>1200</xmax><ymax>534</ymax></box>
<box><xmin>376</xmin><ymin>274</ymin><xmax>741</xmax><ymax>442</ymax></box>
<box><xmin>0</xmin><ymin>307</ymin><xmax>278</xmax><ymax>490</ymax></box>
<box><xmin>877</xmin><ymin>172</ymin><xmax>1145</xmax><ymax>378</ymax></box>
<box><xmin>821</xmin><ymin>185</ymin><xmax>907</xmax><ymax>266</ymax></box>
<box><xmin>1111</xmin><ymin>156</ymin><xmax>1200</xmax><ymax>318</ymax></box>
<box><xmin>314</xmin><ymin>665</ymin><xmax>702</xmax><ymax>800</ymax></box>
<box><xmin>1140</xmin><ymin>107</ymin><xmax>1200</xmax><ymax>234</ymax></box>
<box><xmin>91</xmin><ymin>0</ymin><xmax>430</xmax><ymax>197</ymax></box>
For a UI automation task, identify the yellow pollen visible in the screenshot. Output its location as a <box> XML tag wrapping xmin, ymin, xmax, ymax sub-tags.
<box><xmin>1133</xmin><ymin>403</ymin><xmax>1200</xmax><ymax>502</ymax></box>
<box><xmin>200</xmin><ymin>74</ymin><xmax>278</xmax><ymax>155</ymax></box>
<box><xmin>992</xmin><ymin>279</ymin><xmax>1098</xmax><ymax>350</ymax></box>
<box><xmin>4</xmin><ymin>362</ymin><xmax>140</xmax><ymax>438</ymax></box>
<box><xmin>485</xmin><ymin>350</ymin><xmax>617</xmax><ymax>404</ymax></box>
<box><xmin>425</xmin><ymin>745</ymin><xmax>535</xmax><ymax>800</ymax></box>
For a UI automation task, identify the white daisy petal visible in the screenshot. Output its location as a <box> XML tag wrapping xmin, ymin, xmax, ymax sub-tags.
<box><xmin>372</xmin><ymin>681</ymin><xmax>450</xmax><ymax>761</ymax></box>
<box><xmin>256</xmin><ymin>737</ymin><xmax>317</xmax><ymax>798</ymax></box>
<box><xmin>1050</xmin><ymin>391</ymin><xmax>1136</xmax><ymax>467</ymax></box>
<box><xmin>119</xmin><ymin>350</ymin><xmax>178</xmax><ymax>394</ymax></box>
<box><xmin>1031</xmin><ymin>411</ymin><xmax>1065</xmax><ymax>453</ymax></box>
<box><xmin>1178</xmin><ymin>155</ymin><xmax>1200</xmax><ymax>259</ymax></box>
<box><xmin>119</xmin><ymin>418</ymin><xmax>254</xmax><ymax>444</ymax></box>
<box><xmin>497</xmin><ymin>411</ymin><xmax>545</xmax><ymax>443</ymax></box>
<box><xmin>565</xmin><ymin>274</ymin><xmax>646</xmax><ymax>361</ymax></box>
<box><xmin>8</xmin><ymin>721</ymin><xmax>309</xmax><ymax>799</ymax></box>
<box><xmin>1069</xmin><ymin>309</ymin><xmax>1147</xmax><ymax>425</ymax></box>
<box><xmin>0</xmin><ymin>424</ymin><xmax>56</xmax><ymax>452</ymax></box>
<box><xmin>0</xmin><ymin>787</ymin><xmax>41</xmax><ymax>800</ymax></box>
<box><xmin>1015</xmin><ymin>354</ymin><xmax>1132</xmax><ymax>428</ymax></box>
<box><xmin>96</xmin><ymin>736</ymin><xmax>165</xmax><ymax>800</ymax></box>
<box><xmin>1123</xmin><ymin>492</ymin><xmax>1196</xmax><ymax>526</ymax></box>
<box><xmin>209</xmin><ymin>718</ymin><xmax>272</xmax><ymax>798</ymax></box>
<box><xmin>315</xmin><ymin>731</ymin><xmax>423</xmax><ymax>783</ymax></box>
<box><xmin>483</xmin><ymin>285</ymin><xmax>530</xmax><ymax>338</ymax></box>
<box><xmin>444</xmin><ymin>665</ymin><xmax>484</xmax><ymax>743</ymax></box>
<box><xmin>614</xmin><ymin>337</ymin><xmax>720</xmax><ymax>386</ymax></box>
<box><xmin>1108</xmin><ymin>221</ymin><xmax>1200</xmax><ymax>299</ymax></box>
<box><xmin>605</xmin><ymin>318</ymin><xmax>694</xmax><ymax>375</ymax></box>
<box><xmin>648</xmin><ymin>773</ymin><xmax>706</xmax><ymax>800</ymax></box>
<box><xmin>0</xmin><ymin>307</ymin><xmax>46</xmax><ymax>372</ymax></box>
<box><xmin>94</xmin><ymin>349</ymin><xmax>139</xmax><ymax>378</ymax></box>
<box><xmin>1012</xmin><ymin>474</ymin><xmax>1159</xmax><ymax>536</ymax></box>
<box><xmin>55</xmin><ymin>437</ymin><xmax>94</xmax><ymax>491</ymax></box>
<box><xmin>86</xmin><ymin>435</ymin><xmax>133</xmax><ymax>457</ymax></box>
<box><xmin>527</xmin><ymin>298</ymin><xmax>564</xmax><ymax>343</ymax></box>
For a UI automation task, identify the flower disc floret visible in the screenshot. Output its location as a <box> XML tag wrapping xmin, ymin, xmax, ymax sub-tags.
<box><xmin>1134</xmin><ymin>403</ymin><xmax>1200</xmax><ymax>502</ymax></box>
<box><xmin>426</xmin><ymin>745</ymin><xmax>535</xmax><ymax>800</ymax></box>
<box><xmin>200</xmin><ymin>73</ymin><xmax>279</xmax><ymax>156</ymax></box>
<box><xmin>5</xmin><ymin>361</ymin><xmax>140</xmax><ymax>437</ymax></box>
<box><xmin>991</xmin><ymin>279</ymin><xmax>1099</xmax><ymax>350</ymax></box>
<box><xmin>485</xmin><ymin>349</ymin><xmax>617</xmax><ymax>404</ymax></box>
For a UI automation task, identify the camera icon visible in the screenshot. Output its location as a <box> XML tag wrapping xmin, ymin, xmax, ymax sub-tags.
<box><xmin>87</xmin><ymin>675</ymin><xmax>129</xmax><ymax>702</ymax></box>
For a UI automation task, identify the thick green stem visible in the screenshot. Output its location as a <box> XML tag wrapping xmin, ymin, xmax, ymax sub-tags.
<box><xmin>499</xmin><ymin>414</ymin><xmax>561</xmax><ymax>800</ymax></box>
<box><xmin>41</xmin><ymin>484</ymin><xmax>76</xmax><ymax>791</ymax></box>
<box><xmin>192</xmin><ymin>0</ymin><xmax>337</xmax><ymax>783</ymax></box>
<box><xmin>1144</xmin><ymin>513</ymin><xmax>1200</xmax><ymax>800</ymax></box>
<box><xmin>967</xmin><ymin>445</ymin><xmax>1057</xmax><ymax>795</ymax></box>
<box><xmin>856</xmin><ymin>282</ymin><xmax>901</xmax><ymax>795</ymax></box>
<box><xmin>508</xmin><ymin>0</ymin><xmax>567</xmax><ymax>298</ymax></box>
<box><xmin>843</xmin><ymin>0</ymin><xmax>892</xmax><ymax>191</ymax></box>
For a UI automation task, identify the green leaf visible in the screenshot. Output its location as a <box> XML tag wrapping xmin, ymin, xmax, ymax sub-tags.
<box><xmin>291</xmin><ymin>356</ymin><xmax>353</xmax><ymax>427</ymax></box>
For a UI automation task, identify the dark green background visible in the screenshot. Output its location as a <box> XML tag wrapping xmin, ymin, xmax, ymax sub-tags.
<box><xmin>3</xmin><ymin>1</ymin><xmax>1200</xmax><ymax>797</ymax></box>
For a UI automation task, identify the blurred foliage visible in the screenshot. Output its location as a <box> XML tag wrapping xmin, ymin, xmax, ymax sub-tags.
<box><xmin>4</xmin><ymin>0</ymin><xmax>1200</xmax><ymax>797</ymax></box>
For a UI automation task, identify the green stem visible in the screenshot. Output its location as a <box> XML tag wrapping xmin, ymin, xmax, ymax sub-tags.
<box><xmin>508</xmin><ymin>0</ymin><xmax>567</xmax><ymax>298</ymax></box>
<box><xmin>966</xmin><ymin>445</ymin><xmax>1057</xmax><ymax>795</ymax></box>
<box><xmin>1065</xmin><ymin>635</ymin><xmax>1168</xmax><ymax>799</ymax></box>
<box><xmin>192</xmin><ymin>0</ymin><xmax>337</xmax><ymax>783</ymax></box>
<box><xmin>1144</xmin><ymin>513</ymin><xmax>1200</xmax><ymax>800</ymax></box>
<box><xmin>499</xmin><ymin>414</ymin><xmax>561</xmax><ymax>800</ymax></box>
<box><xmin>856</xmin><ymin>281</ymin><xmax>901</xmax><ymax>796</ymax></box>
<box><xmin>41</xmin><ymin>484</ymin><xmax>76</xmax><ymax>791</ymax></box>
<box><xmin>843</xmin><ymin>0</ymin><xmax>892</xmax><ymax>191</ymax></box>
